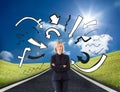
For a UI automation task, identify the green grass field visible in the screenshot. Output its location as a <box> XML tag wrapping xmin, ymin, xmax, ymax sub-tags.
<box><xmin>0</xmin><ymin>60</ymin><xmax>50</xmax><ymax>88</ymax></box>
<box><xmin>0</xmin><ymin>51</ymin><xmax>120</xmax><ymax>90</ymax></box>
<box><xmin>71</xmin><ymin>50</ymin><xmax>120</xmax><ymax>90</ymax></box>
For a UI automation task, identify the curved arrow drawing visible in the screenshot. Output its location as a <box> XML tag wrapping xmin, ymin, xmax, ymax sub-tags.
<box><xmin>28</xmin><ymin>54</ymin><xmax>45</xmax><ymax>59</ymax></box>
<box><xmin>15</xmin><ymin>17</ymin><xmax>43</xmax><ymax>28</ymax></box>
<box><xmin>46</xmin><ymin>27</ymin><xmax>61</xmax><ymax>39</ymax></box>
<box><xmin>77</xmin><ymin>52</ymin><xmax>90</xmax><ymax>63</ymax></box>
<box><xmin>71</xmin><ymin>54</ymin><xmax>107</xmax><ymax>72</ymax></box>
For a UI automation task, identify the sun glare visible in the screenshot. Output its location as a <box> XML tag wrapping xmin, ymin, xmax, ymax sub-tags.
<box><xmin>83</xmin><ymin>11</ymin><xmax>101</xmax><ymax>24</ymax></box>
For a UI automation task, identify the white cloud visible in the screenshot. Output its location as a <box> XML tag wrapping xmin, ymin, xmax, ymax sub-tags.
<box><xmin>48</xmin><ymin>40</ymin><xmax>58</xmax><ymax>49</ymax></box>
<box><xmin>68</xmin><ymin>38</ymin><xmax>74</xmax><ymax>46</ymax></box>
<box><xmin>76</xmin><ymin>34</ymin><xmax>113</xmax><ymax>56</ymax></box>
<box><xmin>37</xmin><ymin>21</ymin><xmax>65</xmax><ymax>31</ymax></box>
<box><xmin>0</xmin><ymin>51</ymin><xmax>14</xmax><ymax>61</ymax></box>
<box><xmin>64</xmin><ymin>50</ymin><xmax>71</xmax><ymax>55</ymax></box>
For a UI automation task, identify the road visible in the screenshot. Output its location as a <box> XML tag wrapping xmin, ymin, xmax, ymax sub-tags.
<box><xmin>5</xmin><ymin>69</ymin><xmax>109</xmax><ymax>92</ymax></box>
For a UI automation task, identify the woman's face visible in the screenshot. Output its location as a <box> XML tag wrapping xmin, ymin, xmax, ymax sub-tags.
<box><xmin>56</xmin><ymin>43</ymin><xmax>63</xmax><ymax>55</ymax></box>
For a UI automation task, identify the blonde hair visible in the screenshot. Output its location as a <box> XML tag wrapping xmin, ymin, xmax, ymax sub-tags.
<box><xmin>54</xmin><ymin>41</ymin><xmax>64</xmax><ymax>53</ymax></box>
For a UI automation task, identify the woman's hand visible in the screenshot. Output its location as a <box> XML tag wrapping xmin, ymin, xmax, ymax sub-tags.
<box><xmin>51</xmin><ymin>63</ymin><xmax>55</xmax><ymax>66</ymax></box>
<box><xmin>63</xmin><ymin>65</ymin><xmax>67</xmax><ymax>68</ymax></box>
<box><xmin>52</xmin><ymin>63</ymin><xmax>66</xmax><ymax>68</ymax></box>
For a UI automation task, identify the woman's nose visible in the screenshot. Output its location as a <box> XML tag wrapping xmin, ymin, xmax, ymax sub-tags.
<box><xmin>59</xmin><ymin>47</ymin><xmax>62</xmax><ymax>49</ymax></box>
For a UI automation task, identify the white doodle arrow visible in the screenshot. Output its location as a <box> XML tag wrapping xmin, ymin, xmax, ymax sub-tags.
<box><xmin>50</xmin><ymin>14</ymin><xmax>60</xmax><ymax>25</ymax></box>
<box><xmin>15</xmin><ymin>17</ymin><xmax>43</xmax><ymax>28</ymax></box>
<box><xmin>46</xmin><ymin>27</ymin><xmax>61</xmax><ymax>39</ymax></box>
<box><xmin>18</xmin><ymin>47</ymin><xmax>31</xmax><ymax>67</ymax></box>
<box><xmin>83</xmin><ymin>20</ymin><xmax>97</xmax><ymax>29</ymax></box>
<box><xmin>28</xmin><ymin>38</ymin><xmax>47</xmax><ymax>49</ymax></box>
<box><xmin>71</xmin><ymin>54</ymin><xmax>107</xmax><ymax>72</ymax></box>
<box><xmin>68</xmin><ymin>16</ymin><xmax>83</xmax><ymax>38</ymax></box>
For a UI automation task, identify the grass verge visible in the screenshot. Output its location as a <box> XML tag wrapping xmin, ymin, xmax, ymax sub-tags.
<box><xmin>0</xmin><ymin>60</ymin><xmax>50</xmax><ymax>88</ymax></box>
<box><xmin>71</xmin><ymin>50</ymin><xmax>120</xmax><ymax>90</ymax></box>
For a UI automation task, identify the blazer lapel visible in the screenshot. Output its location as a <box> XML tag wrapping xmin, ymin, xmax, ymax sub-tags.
<box><xmin>55</xmin><ymin>54</ymin><xmax>60</xmax><ymax>63</ymax></box>
<box><xmin>55</xmin><ymin>54</ymin><xmax>64</xmax><ymax>64</ymax></box>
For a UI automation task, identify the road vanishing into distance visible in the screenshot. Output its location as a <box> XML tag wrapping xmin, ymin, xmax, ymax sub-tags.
<box><xmin>4</xmin><ymin>69</ymin><xmax>118</xmax><ymax>92</ymax></box>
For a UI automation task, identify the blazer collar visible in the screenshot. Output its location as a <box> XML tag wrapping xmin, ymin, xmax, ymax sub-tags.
<box><xmin>55</xmin><ymin>53</ymin><xmax>64</xmax><ymax>61</ymax></box>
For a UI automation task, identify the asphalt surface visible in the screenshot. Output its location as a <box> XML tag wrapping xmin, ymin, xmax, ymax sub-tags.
<box><xmin>5</xmin><ymin>69</ymin><xmax>108</xmax><ymax>92</ymax></box>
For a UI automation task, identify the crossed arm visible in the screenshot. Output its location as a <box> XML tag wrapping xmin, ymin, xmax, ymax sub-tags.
<box><xmin>50</xmin><ymin>55</ymin><xmax>70</xmax><ymax>72</ymax></box>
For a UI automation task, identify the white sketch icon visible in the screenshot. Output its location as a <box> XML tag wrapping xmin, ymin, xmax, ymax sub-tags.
<box><xmin>50</xmin><ymin>14</ymin><xmax>60</xmax><ymax>25</ymax></box>
<box><xmin>18</xmin><ymin>47</ymin><xmax>31</xmax><ymax>67</ymax></box>
<box><xmin>46</xmin><ymin>27</ymin><xmax>61</xmax><ymax>39</ymax></box>
<box><xmin>28</xmin><ymin>38</ymin><xmax>47</xmax><ymax>49</ymax></box>
<box><xmin>15</xmin><ymin>17</ymin><xmax>43</xmax><ymax>28</ymax></box>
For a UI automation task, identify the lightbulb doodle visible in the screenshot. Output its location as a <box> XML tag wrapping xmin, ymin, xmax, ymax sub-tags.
<box><xmin>15</xmin><ymin>14</ymin><xmax>108</xmax><ymax>73</ymax></box>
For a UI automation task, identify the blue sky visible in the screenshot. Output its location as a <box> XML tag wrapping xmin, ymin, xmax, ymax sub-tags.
<box><xmin>0</xmin><ymin>0</ymin><xmax>120</xmax><ymax>63</ymax></box>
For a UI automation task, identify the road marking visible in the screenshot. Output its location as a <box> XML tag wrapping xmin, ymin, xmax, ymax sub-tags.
<box><xmin>0</xmin><ymin>68</ymin><xmax>50</xmax><ymax>92</ymax></box>
<box><xmin>71</xmin><ymin>68</ymin><xmax>118</xmax><ymax>92</ymax></box>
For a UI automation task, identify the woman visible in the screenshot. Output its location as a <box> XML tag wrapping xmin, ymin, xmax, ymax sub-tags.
<box><xmin>50</xmin><ymin>42</ymin><xmax>70</xmax><ymax>92</ymax></box>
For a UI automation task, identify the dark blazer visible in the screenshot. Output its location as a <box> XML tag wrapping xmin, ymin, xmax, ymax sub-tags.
<box><xmin>51</xmin><ymin>54</ymin><xmax>70</xmax><ymax>81</ymax></box>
